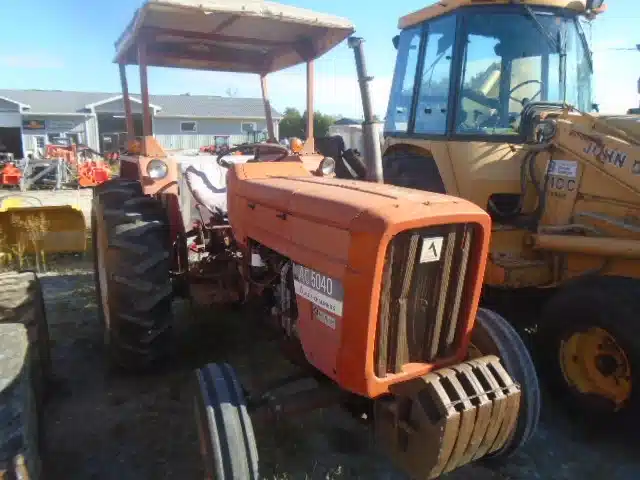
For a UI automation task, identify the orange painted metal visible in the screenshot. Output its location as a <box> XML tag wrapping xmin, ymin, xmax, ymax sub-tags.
<box><xmin>77</xmin><ymin>161</ymin><xmax>112</xmax><ymax>188</ymax></box>
<box><xmin>227</xmin><ymin>161</ymin><xmax>491</xmax><ymax>398</ymax></box>
<box><xmin>45</xmin><ymin>144</ymin><xmax>77</xmax><ymax>165</ymax></box>
<box><xmin>0</xmin><ymin>163</ymin><xmax>22</xmax><ymax>186</ymax></box>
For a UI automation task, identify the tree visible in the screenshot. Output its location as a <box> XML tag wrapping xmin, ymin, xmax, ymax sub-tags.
<box><xmin>278</xmin><ymin>108</ymin><xmax>337</xmax><ymax>139</ymax></box>
<box><xmin>278</xmin><ymin>107</ymin><xmax>304</xmax><ymax>139</ymax></box>
<box><xmin>302</xmin><ymin>110</ymin><xmax>336</xmax><ymax>138</ymax></box>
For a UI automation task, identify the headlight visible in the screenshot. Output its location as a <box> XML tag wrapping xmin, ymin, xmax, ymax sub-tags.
<box><xmin>319</xmin><ymin>157</ymin><xmax>336</xmax><ymax>176</ymax></box>
<box><xmin>146</xmin><ymin>159</ymin><xmax>168</xmax><ymax>179</ymax></box>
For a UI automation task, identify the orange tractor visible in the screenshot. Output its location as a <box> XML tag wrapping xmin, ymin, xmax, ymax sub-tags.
<box><xmin>0</xmin><ymin>154</ymin><xmax>21</xmax><ymax>188</ymax></box>
<box><xmin>46</xmin><ymin>141</ymin><xmax>112</xmax><ymax>188</ymax></box>
<box><xmin>21</xmin><ymin>140</ymin><xmax>111</xmax><ymax>190</ymax></box>
<box><xmin>93</xmin><ymin>1</ymin><xmax>540</xmax><ymax>478</ymax></box>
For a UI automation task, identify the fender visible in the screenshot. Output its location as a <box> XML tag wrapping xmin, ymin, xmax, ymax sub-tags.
<box><xmin>382</xmin><ymin>142</ymin><xmax>448</xmax><ymax>194</ymax></box>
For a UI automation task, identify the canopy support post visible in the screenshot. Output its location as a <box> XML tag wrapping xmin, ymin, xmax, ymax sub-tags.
<box><xmin>138</xmin><ymin>40</ymin><xmax>153</xmax><ymax>155</ymax></box>
<box><xmin>303</xmin><ymin>60</ymin><xmax>315</xmax><ymax>154</ymax></box>
<box><xmin>260</xmin><ymin>74</ymin><xmax>276</xmax><ymax>142</ymax></box>
<box><xmin>119</xmin><ymin>63</ymin><xmax>135</xmax><ymax>144</ymax></box>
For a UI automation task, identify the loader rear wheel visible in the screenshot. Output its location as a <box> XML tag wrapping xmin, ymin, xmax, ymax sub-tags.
<box><xmin>538</xmin><ymin>276</ymin><xmax>640</xmax><ymax>418</ymax></box>
<box><xmin>468</xmin><ymin>308</ymin><xmax>540</xmax><ymax>458</ymax></box>
<box><xmin>193</xmin><ymin>363</ymin><xmax>259</xmax><ymax>480</ymax></box>
<box><xmin>92</xmin><ymin>179</ymin><xmax>173</xmax><ymax>371</ymax></box>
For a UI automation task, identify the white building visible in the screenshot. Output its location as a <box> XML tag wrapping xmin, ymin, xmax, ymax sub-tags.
<box><xmin>0</xmin><ymin>89</ymin><xmax>282</xmax><ymax>158</ymax></box>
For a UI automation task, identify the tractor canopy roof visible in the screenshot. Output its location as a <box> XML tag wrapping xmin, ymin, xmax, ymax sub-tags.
<box><xmin>399</xmin><ymin>0</ymin><xmax>600</xmax><ymax>29</ymax></box>
<box><xmin>114</xmin><ymin>0</ymin><xmax>355</xmax><ymax>75</ymax></box>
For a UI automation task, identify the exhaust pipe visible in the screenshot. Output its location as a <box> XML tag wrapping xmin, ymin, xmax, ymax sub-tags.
<box><xmin>348</xmin><ymin>36</ymin><xmax>384</xmax><ymax>183</ymax></box>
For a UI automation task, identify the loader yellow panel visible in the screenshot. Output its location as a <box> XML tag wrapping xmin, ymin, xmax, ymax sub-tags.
<box><xmin>0</xmin><ymin>206</ymin><xmax>87</xmax><ymax>254</ymax></box>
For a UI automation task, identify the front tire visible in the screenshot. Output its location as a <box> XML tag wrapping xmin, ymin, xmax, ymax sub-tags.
<box><xmin>92</xmin><ymin>179</ymin><xmax>173</xmax><ymax>370</ymax></box>
<box><xmin>194</xmin><ymin>363</ymin><xmax>259</xmax><ymax>480</ymax></box>
<box><xmin>469</xmin><ymin>308</ymin><xmax>540</xmax><ymax>458</ymax></box>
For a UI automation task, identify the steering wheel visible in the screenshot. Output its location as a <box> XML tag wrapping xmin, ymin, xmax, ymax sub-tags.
<box><xmin>509</xmin><ymin>80</ymin><xmax>543</xmax><ymax>106</ymax></box>
<box><xmin>461</xmin><ymin>89</ymin><xmax>501</xmax><ymax>111</ymax></box>
<box><xmin>216</xmin><ymin>142</ymin><xmax>289</xmax><ymax>168</ymax></box>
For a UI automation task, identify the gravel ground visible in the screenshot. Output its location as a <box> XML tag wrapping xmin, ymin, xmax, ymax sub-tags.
<box><xmin>7</xmin><ymin>190</ymin><xmax>640</xmax><ymax>479</ymax></box>
<box><xmin>28</xmin><ymin>256</ymin><xmax>640</xmax><ymax>480</ymax></box>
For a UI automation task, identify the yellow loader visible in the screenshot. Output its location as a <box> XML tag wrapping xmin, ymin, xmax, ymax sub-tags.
<box><xmin>0</xmin><ymin>195</ymin><xmax>86</xmax><ymax>267</ymax></box>
<box><xmin>372</xmin><ymin>0</ymin><xmax>640</xmax><ymax>418</ymax></box>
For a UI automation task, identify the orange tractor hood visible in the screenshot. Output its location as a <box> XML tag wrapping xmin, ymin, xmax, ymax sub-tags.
<box><xmin>226</xmin><ymin>161</ymin><xmax>491</xmax><ymax>397</ymax></box>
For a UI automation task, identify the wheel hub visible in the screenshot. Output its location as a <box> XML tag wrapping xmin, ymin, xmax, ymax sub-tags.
<box><xmin>595</xmin><ymin>354</ymin><xmax>619</xmax><ymax>378</ymax></box>
<box><xmin>559</xmin><ymin>327</ymin><xmax>631</xmax><ymax>411</ymax></box>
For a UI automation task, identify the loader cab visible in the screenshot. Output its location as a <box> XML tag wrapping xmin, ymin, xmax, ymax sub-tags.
<box><xmin>385</xmin><ymin>2</ymin><xmax>594</xmax><ymax>142</ymax></box>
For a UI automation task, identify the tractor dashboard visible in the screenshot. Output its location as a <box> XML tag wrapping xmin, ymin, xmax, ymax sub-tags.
<box><xmin>385</xmin><ymin>3</ymin><xmax>594</xmax><ymax>142</ymax></box>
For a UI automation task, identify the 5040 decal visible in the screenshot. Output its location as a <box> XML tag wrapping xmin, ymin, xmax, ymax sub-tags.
<box><xmin>292</xmin><ymin>263</ymin><xmax>344</xmax><ymax>317</ymax></box>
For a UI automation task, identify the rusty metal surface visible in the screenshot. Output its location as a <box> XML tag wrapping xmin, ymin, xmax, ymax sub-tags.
<box><xmin>374</xmin><ymin>355</ymin><xmax>521</xmax><ymax>480</ymax></box>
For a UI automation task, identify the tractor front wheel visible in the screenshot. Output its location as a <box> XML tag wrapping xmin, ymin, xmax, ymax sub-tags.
<box><xmin>92</xmin><ymin>179</ymin><xmax>173</xmax><ymax>371</ymax></box>
<box><xmin>468</xmin><ymin>308</ymin><xmax>540</xmax><ymax>459</ymax></box>
<box><xmin>193</xmin><ymin>363</ymin><xmax>259</xmax><ymax>480</ymax></box>
<box><xmin>538</xmin><ymin>276</ymin><xmax>640</xmax><ymax>419</ymax></box>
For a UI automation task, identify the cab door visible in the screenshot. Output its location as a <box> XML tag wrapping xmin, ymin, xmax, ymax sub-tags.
<box><xmin>383</xmin><ymin>13</ymin><xmax>459</xmax><ymax>195</ymax></box>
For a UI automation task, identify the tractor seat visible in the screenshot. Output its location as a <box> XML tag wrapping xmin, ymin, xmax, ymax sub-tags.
<box><xmin>183</xmin><ymin>161</ymin><xmax>230</xmax><ymax>215</ymax></box>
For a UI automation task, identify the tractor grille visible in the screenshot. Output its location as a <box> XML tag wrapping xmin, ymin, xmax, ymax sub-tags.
<box><xmin>375</xmin><ymin>223</ymin><xmax>477</xmax><ymax>377</ymax></box>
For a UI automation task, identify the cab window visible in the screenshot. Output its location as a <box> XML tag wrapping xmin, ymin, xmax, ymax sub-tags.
<box><xmin>413</xmin><ymin>15</ymin><xmax>456</xmax><ymax>135</ymax></box>
<box><xmin>384</xmin><ymin>26</ymin><xmax>422</xmax><ymax>133</ymax></box>
<box><xmin>455</xmin><ymin>11</ymin><xmax>593</xmax><ymax>136</ymax></box>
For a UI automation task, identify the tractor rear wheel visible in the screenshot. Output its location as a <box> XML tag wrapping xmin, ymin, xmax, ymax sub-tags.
<box><xmin>92</xmin><ymin>178</ymin><xmax>173</xmax><ymax>371</ymax></box>
<box><xmin>468</xmin><ymin>308</ymin><xmax>540</xmax><ymax>458</ymax></box>
<box><xmin>538</xmin><ymin>276</ymin><xmax>640</xmax><ymax>419</ymax></box>
<box><xmin>193</xmin><ymin>363</ymin><xmax>259</xmax><ymax>480</ymax></box>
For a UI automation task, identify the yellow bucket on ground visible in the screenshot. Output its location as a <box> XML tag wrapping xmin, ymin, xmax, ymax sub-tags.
<box><xmin>0</xmin><ymin>196</ymin><xmax>87</xmax><ymax>254</ymax></box>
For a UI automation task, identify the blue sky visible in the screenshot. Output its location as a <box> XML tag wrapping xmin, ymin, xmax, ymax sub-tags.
<box><xmin>0</xmin><ymin>0</ymin><xmax>637</xmax><ymax>116</ymax></box>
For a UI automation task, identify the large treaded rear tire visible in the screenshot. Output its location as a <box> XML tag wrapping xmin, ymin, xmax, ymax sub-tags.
<box><xmin>194</xmin><ymin>363</ymin><xmax>259</xmax><ymax>480</ymax></box>
<box><xmin>92</xmin><ymin>178</ymin><xmax>173</xmax><ymax>370</ymax></box>
<box><xmin>470</xmin><ymin>308</ymin><xmax>540</xmax><ymax>458</ymax></box>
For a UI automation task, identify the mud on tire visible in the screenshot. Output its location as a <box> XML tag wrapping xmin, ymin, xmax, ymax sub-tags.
<box><xmin>92</xmin><ymin>178</ymin><xmax>173</xmax><ymax>370</ymax></box>
<box><xmin>194</xmin><ymin>363</ymin><xmax>259</xmax><ymax>480</ymax></box>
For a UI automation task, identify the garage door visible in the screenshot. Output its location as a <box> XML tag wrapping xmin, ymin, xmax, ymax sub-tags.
<box><xmin>0</xmin><ymin>112</ymin><xmax>21</xmax><ymax>128</ymax></box>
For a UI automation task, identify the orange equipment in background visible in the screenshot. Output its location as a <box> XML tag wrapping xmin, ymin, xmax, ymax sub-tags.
<box><xmin>0</xmin><ymin>162</ymin><xmax>21</xmax><ymax>187</ymax></box>
<box><xmin>43</xmin><ymin>142</ymin><xmax>112</xmax><ymax>188</ymax></box>
<box><xmin>77</xmin><ymin>161</ymin><xmax>111</xmax><ymax>188</ymax></box>
<box><xmin>45</xmin><ymin>144</ymin><xmax>77</xmax><ymax>165</ymax></box>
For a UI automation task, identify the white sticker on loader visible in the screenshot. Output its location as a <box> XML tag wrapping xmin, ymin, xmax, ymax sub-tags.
<box><xmin>293</xmin><ymin>263</ymin><xmax>344</xmax><ymax>317</ymax></box>
<box><xmin>547</xmin><ymin>159</ymin><xmax>578</xmax><ymax>178</ymax></box>
<box><xmin>420</xmin><ymin>236</ymin><xmax>444</xmax><ymax>264</ymax></box>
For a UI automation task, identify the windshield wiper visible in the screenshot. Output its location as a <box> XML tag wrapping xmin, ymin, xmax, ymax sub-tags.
<box><xmin>518</xmin><ymin>3</ymin><xmax>569</xmax><ymax>104</ymax></box>
<box><xmin>575</xmin><ymin>19</ymin><xmax>594</xmax><ymax>71</ymax></box>
<box><xmin>519</xmin><ymin>3</ymin><xmax>561</xmax><ymax>53</ymax></box>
